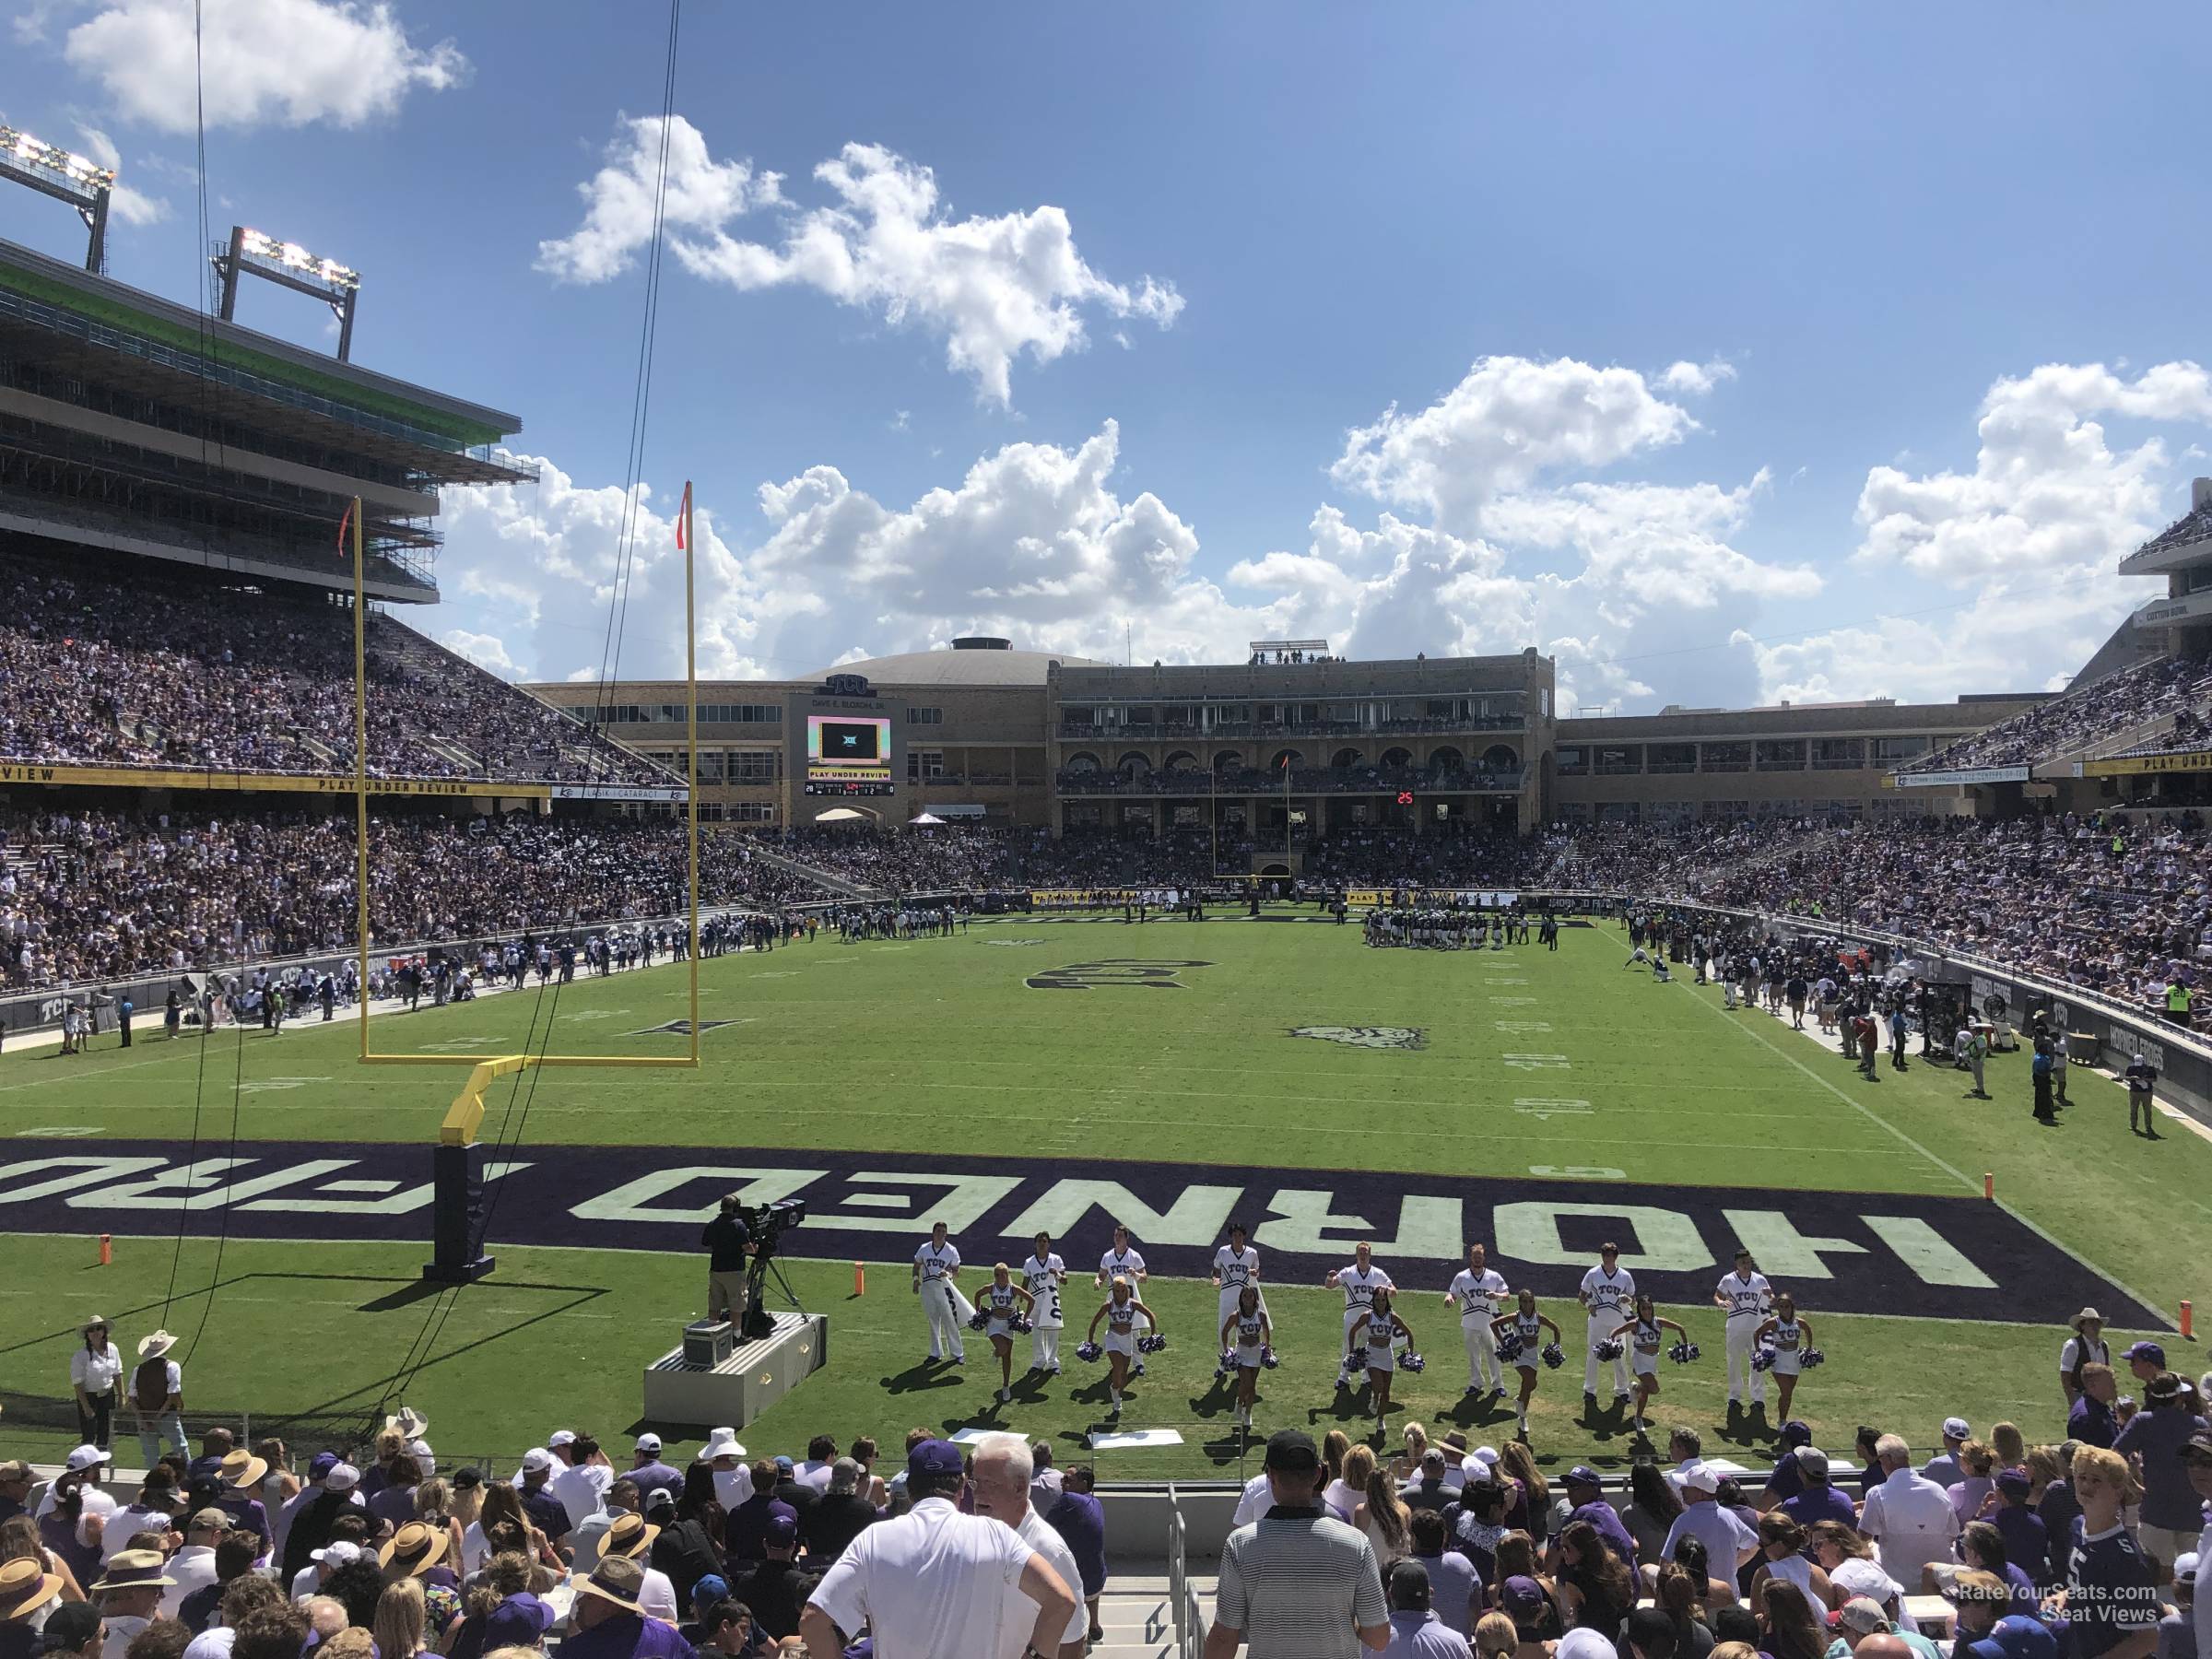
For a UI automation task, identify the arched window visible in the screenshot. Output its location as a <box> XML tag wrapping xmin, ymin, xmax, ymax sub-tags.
<box><xmin>1429</xmin><ymin>746</ymin><xmax>1464</xmax><ymax>771</ymax></box>
<box><xmin>1065</xmin><ymin>752</ymin><xmax>1101</xmax><ymax>774</ymax></box>
<box><xmin>1117</xmin><ymin>751</ymin><xmax>1150</xmax><ymax>778</ymax></box>
<box><xmin>1381</xmin><ymin>747</ymin><xmax>1413</xmax><ymax>770</ymax></box>
<box><xmin>1164</xmin><ymin>750</ymin><xmax>1198</xmax><ymax>771</ymax></box>
<box><xmin>1330</xmin><ymin>747</ymin><xmax>1364</xmax><ymax>769</ymax></box>
<box><xmin>1214</xmin><ymin>751</ymin><xmax>1246</xmax><ymax>774</ymax></box>
<box><xmin>1269</xmin><ymin>747</ymin><xmax>1304</xmax><ymax>771</ymax></box>
<box><xmin>1482</xmin><ymin>743</ymin><xmax>1520</xmax><ymax>771</ymax></box>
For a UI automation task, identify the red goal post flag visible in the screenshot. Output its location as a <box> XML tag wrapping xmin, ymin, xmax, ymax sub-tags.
<box><xmin>676</xmin><ymin>481</ymin><xmax>691</xmax><ymax>550</ymax></box>
<box><xmin>335</xmin><ymin>500</ymin><xmax>352</xmax><ymax>559</ymax></box>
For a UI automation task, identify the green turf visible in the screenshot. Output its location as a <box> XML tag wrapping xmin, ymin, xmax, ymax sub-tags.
<box><xmin>3</xmin><ymin>913</ymin><xmax>2206</xmax><ymax>1477</ymax></box>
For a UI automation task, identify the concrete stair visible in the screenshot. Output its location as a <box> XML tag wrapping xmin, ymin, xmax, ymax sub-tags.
<box><xmin>748</xmin><ymin>843</ymin><xmax>873</xmax><ymax>898</ymax></box>
<box><xmin>1089</xmin><ymin>1576</ymin><xmax>1212</xmax><ymax>1659</ymax></box>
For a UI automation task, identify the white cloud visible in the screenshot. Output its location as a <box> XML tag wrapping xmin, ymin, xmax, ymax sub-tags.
<box><xmin>65</xmin><ymin>0</ymin><xmax>466</xmax><ymax>135</ymax></box>
<box><xmin>1330</xmin><ymin>355</ymin><xmax>1701</xmax><ymax>534</ymax></box>
<box><xmin>439</xmin><ymin>628</ymin><xmax>524</xmax><ymax>679</ymax></box>
<box><xmin>1853</xmin><ymin>361</ymin><xmax>2212</xmax><ymax>583</ymax></box>
<box><xmin>535</xmin><ymin>115</ymin><xmax>782</xmax><ymax>285</ymax></box>
<box><xmin>1660</xmin><ymin>359</ymin><xmax>1736</xmax><ymax>395</ymax></box>
<box><xmin>72</xmin><ymin>126</ymin><xmax>167</xmax><ymax>225</ymax></box>
<box><xmin>541</xmin><ymin>125</ymin><xmax>1182</xmax><ymax>403</ymax></box>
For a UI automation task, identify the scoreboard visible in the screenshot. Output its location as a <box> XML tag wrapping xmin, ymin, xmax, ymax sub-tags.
<box><xmin>789</xmin><ymin>673</ymin><xmax>901</xmax><ymax>806</ymax></box>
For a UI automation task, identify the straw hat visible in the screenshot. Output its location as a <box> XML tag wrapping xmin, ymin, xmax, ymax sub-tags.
<box><xmin>136</xmin><ymin>1331</ymin><xmax>177</xmax><ymax>1359</ymax></box>
<box><xmin>79</xmin><ymin>1315</ymin><xmax>111</xmax><ymax>1338</ymax></box>
<box><xmin>601</xmin><ymin>1512</ymin><xmax>660</xmax><ymax>1560</ymax></box>
<box><xmin>218</xmin><ymin>1448</ymin><xmax>269</xmax><ymax>1490</ymax></box>
<box><xmin>383</xmin><ymin>1407</ymin><xmax>429</xmax><ymax>1440</ymax></box>
<box><xmin>2070</xmin><ymin>1308</ymin><xmax>2102</xmax><ymax>1333</ymax></box>
<box><xmin>0</xmin><ymin>1558</ymin><xmax>63</xmax><ymax>1621</ymax></box>
<box><xmin>89</xmin><ymin>1549</ymin><xmax>177</xmax><ymax>1594</ymax></box>
<box><xmin>572</xmin><ymin>1556</ymin><xmax>644</xmax><ymax>1614</ymax></box>
<box><xmin>379</xmin><ymin>1522</ymin><xmax>445</xmax><ymax>1579</ymax></box>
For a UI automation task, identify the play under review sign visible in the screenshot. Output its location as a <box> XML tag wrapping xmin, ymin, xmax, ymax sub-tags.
<box><xmin>0</xmin><ymin>1140</ymin><xmax>2157</xmax><ymax>1326</ymax></box>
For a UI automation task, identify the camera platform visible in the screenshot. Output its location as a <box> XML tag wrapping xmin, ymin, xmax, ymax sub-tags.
<box><xmin>641</xmin><ymin>1310</ymin><xmax>829</xmax><ymax>1430</ymax></box>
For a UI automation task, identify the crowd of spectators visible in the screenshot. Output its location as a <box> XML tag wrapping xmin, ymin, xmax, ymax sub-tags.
<box><xmin>0</xmin><ymin>553</ymin><xmax>667</xmax><ymax>787</ymax></box>
<box><xmin>0</xmin><ymin>1410</ymin><xmax>1111</xmax><ymax>1659</ymax></box>
<box><xmin>1902</xmin><ymin>657</ymin><xmax>2212</xmax><ymax>778</ymax></box>
<box><xmin>0</xmin><ymin>810</ymin><xmax>828</xmax><ymax>992</ymax></box>
<box><xmin>6</xmin><ymin>1334</ymin><xmax>2206</xmax><ymax>1659</ymax></box>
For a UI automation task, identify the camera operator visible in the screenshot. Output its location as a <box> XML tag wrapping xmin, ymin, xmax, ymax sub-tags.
<box><xmin>702</xmin><ymin>1194</ymin><xmax>755</xmax><ymax>1331</ymax></box>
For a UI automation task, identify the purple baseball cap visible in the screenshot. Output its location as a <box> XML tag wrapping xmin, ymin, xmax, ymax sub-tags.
<box><xmin>906</xmin><ymin>1439</ymin><xmax>964</xmax><ymax>1482</ymax></box>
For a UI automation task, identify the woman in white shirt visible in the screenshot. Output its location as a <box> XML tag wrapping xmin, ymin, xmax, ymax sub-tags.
<box><xmin>1747</xmin><ymin>1512</ymin><xmax>1836</xmax><ymax>1610</ymax></box>
<box><xmin>69</xmin><ymin>1316</ymin><xmax>124</xmax><ymax>1451</ymax></box>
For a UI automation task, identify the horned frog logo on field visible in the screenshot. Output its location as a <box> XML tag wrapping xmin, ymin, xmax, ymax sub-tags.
<box><xmin>1288</xmin><ymin>1025</ymin><xmax>1427</xmax><ymax>1050</ymax></box>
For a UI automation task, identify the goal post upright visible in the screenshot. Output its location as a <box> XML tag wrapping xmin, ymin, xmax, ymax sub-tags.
<box><xmin>345</xmin><ymin>487</ymin><xmax>705</xmax><ymax>1282</ymax></box>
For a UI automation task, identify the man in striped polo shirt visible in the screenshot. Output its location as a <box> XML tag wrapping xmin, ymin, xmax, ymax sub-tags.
<box><xmin>1205</xmin><ymin>1429</ymin><xmax>1389</xmax><ymax>1657</ymax></box>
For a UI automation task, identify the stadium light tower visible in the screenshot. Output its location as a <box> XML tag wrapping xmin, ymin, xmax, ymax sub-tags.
<box><xmin>211</xmin><ymin>225</ymin><xmax>363</xmax><ymax>360</ymax></box>
<box><xmin>0</xmin><ymin>125</ymin><xmax>116</xmax><ymax>273</ymax></box>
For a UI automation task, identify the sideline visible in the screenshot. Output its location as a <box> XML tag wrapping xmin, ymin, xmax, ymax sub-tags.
<box><xmin>1606</xmin><ymin>922</ymin><xmax>2176</xmax><ymax>1326</ymax></box>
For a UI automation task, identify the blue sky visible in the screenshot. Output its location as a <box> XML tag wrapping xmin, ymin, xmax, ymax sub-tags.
<box><xmin>6</xmin><ymin>1</ymin><xmax>2208</xmax><ymax>711</ymax></box>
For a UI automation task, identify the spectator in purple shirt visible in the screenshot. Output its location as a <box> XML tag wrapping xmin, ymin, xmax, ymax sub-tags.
<box><xmin>368</xmin><ymin>1455</ymin><xmax>422</xmax><ymax>1531</ymax></box>
<box><xmin>215</xmin><ymin>1450</ymin><xmax>271</xmax><ymax>1554</ymax></box>
<box><xmin>561</xmin><ymin>1557</ymin><xmax>696</xmax><ymax>1659</ymax></box>
<box><xmin>515</xmin><ymin>1451</ymin><xmax>571</xmax><ymax>1545</ymax></box>
<box><xmin>1990</xmin><ymin>1468</ymin><xmax>2053</xmax><ymax>1589</ymax></box>
<box><xmin>1045</xmin><ymin>1464</ymin><xmax>1108</xmax><ymax>1648</ymax></box>
<box><xmin>1781</xmin><ymin>1451</ymin><xmax>1860</xmax><ymax>1532</ymax></box>
<box><xmin>2072</xmin><ymin>1367</ymin><xmax>2122</xmax><ymax>1451</ymax></box>
<box><xmin>628</xmin><ymin>1438</ymin><xmax>685</xmax><ymax>1505</ymax></box>
<box><xmin>2113</xmin><ymin>1374</ymin><xmax>2212</xmax><ymax>1575</ymax></box>
<box><xmin>1556</xmin><ymin>1469</ymin><xmax>1637</xmax><ymax>1567</ymax></box>
<box><xmin>724</xmin><ymin>1464</ymin><xmax>791</xmax><ymax>1565</ymax></box>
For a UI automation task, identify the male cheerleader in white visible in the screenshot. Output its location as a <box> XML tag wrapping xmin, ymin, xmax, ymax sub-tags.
<box><xmin>1210</xmin><ymin>1219</ymin><xmax>1264</xmax><ymax>1347</ymax></box>
<box><xmin>1325</xmin><ymin>1241</ymin><xmax>1395</xmax><ymax>1389</ymax></box>
<box><xmin>1096</xmin><ymin>1223</ymin><xmax>1148</xmax><ymax>1291</ymax></box>
<box><xmin>1021</xmin><ymin>1230</ymin><xmax>1068</xmax><ymax>1375</ymax></box>
<box><xmin>911</xmin><ymin>1220</ymin><xmax>965</xmax><ymax>1364</ymax></box>
<box><xmin>1712</xmin><ymin>1247</ymin><xmax>1771</xmax><ymax>1414</ymax></box>
<box><xmin>1578</xmin><ymin>1241</ymin><xmax>1635</xmax><ymax>1408</ymax></box>
<box><xmin>1444</xmin><ymin>1241</ymin><xmax>1510</xmax><ymax>1401</ymax></box>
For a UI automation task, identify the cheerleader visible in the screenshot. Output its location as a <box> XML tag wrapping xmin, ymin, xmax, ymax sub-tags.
<box><xmin>976</xmin><ymin>1264</ymin><xmax>1036</xmax><ymax>1404</ymax></box>
<box><xmin>1096</xmin><ymin>1223</ymin><xmax>1148</xmax><ymax>1290</ymax></box>
<box><xmin>1086</xmin><ymin>1277</ymin><xmax>1161</xmax><ymax>1419</ymax></box>
<box><xmin>910</xmin><ymin>1220</ymin><xmax>965</xmax><ymax>1365</ymax></box>
<box><xmin>1606</xmin><ymin>1293</ymin><xmax>1688</xmax><ymax>1438</ymax></box>
<box><xmin>1218</xmin><ymin>1286</ymin><xmax>1273</xmax><ymax>1430</ymax></box>
<box><xmin>1752</xmin><ymin>1293</ymin><xmax>1813</xmax><ymax>1420</ymax></box>
<box><xmin>1020</xmin><ymin>1231</ymin><xmax>1067</xmax><ymax>1376</ymax></box>
<box><xmin>1347</xmin><ymin>1288</ymin><xmax>1415</xmax><ymax>1426</ymax></box>
<box><xmin>1211</xmin><ymin>1219</ymin><xmax>1264</xmax><ymax>1349</ymax></box>
<box><xmin>1490</xmin><ymin>1289</ymin><xmax>1562</xmax><ymax>1442</ymax></box>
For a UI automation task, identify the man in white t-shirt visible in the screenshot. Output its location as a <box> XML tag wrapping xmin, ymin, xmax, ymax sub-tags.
<box><xmin>1096</xmin><ymin>1225</ymin><xmax>1147</xmax><ymax>1291</ymax></box>
<box><xmin>1445</xmin><ymin>1243</ymin><xmax>1511</xmax><ymax>1399</ymax></box>
<box><xmin>1859</xmin><ymin>1433</ymin><xmax>1959</xmax><ymax>1590</ymax></box>
<box><xmin>1661</xmin><ymin>1464</ymin><xmax>1759</xmax><ymax>1576</ymax></box>
<box><xmin>549</xmin><ymin>1433</ymin><xmax>614</xmax><ymax>1530</ymax></box>
<box><xmin>971</xmin><ymin>1436</ymin><xmax>1088</xmax><ymax>1659</ymax></box>
<box><xmin>800</xmin><ymin>1439</ymin><xmax>1076</xmax><ymax>1659</ymax></box>
<box><xmin>1712</xmin><ymin>1248</ymin><xmax>1773</xmax><ymax>1412</ymax></box>
<box><xmin>912</xmin><ymin>1221</ymin><xmax>966</xmax><ymax>1364</ymax></box>
<box><xmin>1327</xmin><ymin>1242</ymin><xmax>1394</xmax><ymax>1388</ymax></box>
<box><xmin>1578</xmin><ymin>1243</ymin><xmax>1635</xmax><ymax>1406</ymax></box>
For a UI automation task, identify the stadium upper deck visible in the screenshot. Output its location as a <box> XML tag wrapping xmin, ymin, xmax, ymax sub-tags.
<box><xmin>0</xmin><ymin>233</ymin><xmax>530</xmax><ymax>604</ymax></box>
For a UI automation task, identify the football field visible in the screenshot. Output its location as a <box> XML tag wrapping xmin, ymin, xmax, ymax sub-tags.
<box><xmin>2</xmin><ymin>912</ymin><xmax>2203</xmax><ymax>1479</ymax></box>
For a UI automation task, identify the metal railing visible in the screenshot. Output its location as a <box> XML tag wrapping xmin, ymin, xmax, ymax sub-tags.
<box><xmin>1167</xmin><ymin>1482</ymin><xmax>1195</xmax><ymax>1658</ymax></box>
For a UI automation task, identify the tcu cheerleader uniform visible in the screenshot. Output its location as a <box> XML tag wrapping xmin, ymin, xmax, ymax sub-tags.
<box><xmin>1630</xmin><ymin>1315</ymin><xmax>1665</xmax><ymax>1378</ymax></box>
<box><xmin>1506</xmin><ymin>1310</ymin><xmax>1545</xmax><ymax>1373</ymax></box>
<box><xmin>1580</xmin><ymin>1263</ymin><xmax>1635</xmax><ymax>1395</ymax></box>
<box><xmin>1450</xmin><ymin>1265</ymin><xmax>1511</xmax><ymax>1394</ymax></box>
<box><xmin>1358</xmin><ymin>1312</ymin><xmax>1399</xmax><ymax>1375</ymax></box>
<box><xmin>1716</xmin><ymin>1266</ymin><xmax>1772</xmax><ymax>1406</ymax></box>
<box><xmin>1100</xmin><ymin>1244</ymin><xmax>1147</xmax><ymax>1288</ymax></box>
<box><xmin>1102</xmin><ymin>1298</ymin><xmax>1143</xmax><ymax>1358</ymax></box>
<box><xmin>1231</xmin><ymin>1309</ymin><xmax>1267</xmax><ymax>1371</ymax></box>
<box><xmin>1214</xmin><ymin>1243</ymin><xmax>1263</xmax><ymax>1335</ymax></box>
<box><xmin>982</xmin><ymin>1281</ymin><xmax>1023</xmax><ymax>1341</ymax></box>
<box><xmin>914</xmin><ymin>1238</ymin><xmax>964</xmax><ymax>1361</ymax></box>
<box><xmin>1022</xmin><ymin>1250</ymin><xmax>1066</xmax><ymax>1372</ymax></box>
<box><xmin>1335</xmin><ymin>1263</ymin><xmax>1395</xmax><ymax>1382</ymax></box>
<box><xmin>1766</xmin><ymin>1314</ymin><xmax>1804</xmax><ymax>1376</ymax></box>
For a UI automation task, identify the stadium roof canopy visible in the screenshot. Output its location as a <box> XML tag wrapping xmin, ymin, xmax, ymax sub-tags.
<box><xmin>804</xmin><ymin>638</ymin><xmax>1105</xmax><ymax>687</ymax></box>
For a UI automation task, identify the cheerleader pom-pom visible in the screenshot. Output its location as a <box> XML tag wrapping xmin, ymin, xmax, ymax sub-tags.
<box><xmin>1137</xmin><ymin>1333</ymin><xmax>1168</xmax><ymax>1355</ymax></box>
<box><xmin>1496</xmin><ymin>1333</ymin><xmax>1524</xmax><ymax>1363</ymax></box>
<box><xmin>1751</xmin><ymin>1346</ymin><xmax>1777</xmax><ymax>1372</ymax></box>
<box><xmin>1261</xmin><ymin>1346</ymin><xmax>1279</xmax><ymax>1370</ymax></box>
<box><xmin>966</xmin><ymin>1309</ymin><xmax>991</xmax><ymax>1332</ymax></box>
<box><xmin>1541</xmin><ymin>1342</ymin><xmax>1566</xmax><ymax>1370</ymax></box>
<box><xmin>1075</xmin><ymin>1341</ymin><xmax>1102</xmax><ymax>1363</ymax></box>
<box><xmin>1216</xmin><ymin>1349</ymin><xmax>1237</xmax><ymax>1378</ymax></box>
<box><xmin>1010</xmin><ymin>1314</ymin><xmax>1033</xmax><ymax>1334</ymax></box>
<box><xmin>1666</xmin><ymin>1340</ymin><xmax>1699</xmax><ymax>1366</ymax></box>
<box><xmin>1594</xmin><ymin>1338</ymin><xmax>1625</xmax><ymax>1361</ymax></box>
<box><xmin>1399</xmin><ymin>1351</ymin><xmax>1426</xmax><ymax>1374</ymax></box>
<box><xmin>1799</xmin><ymin>1347</ymin><xmax>1825</xmax><ymax>1369</ymax></box>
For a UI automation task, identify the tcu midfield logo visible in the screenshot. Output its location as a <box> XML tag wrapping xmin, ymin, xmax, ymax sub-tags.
<box><xmin>1289</xmin><ymin>1025</ymin><xmax>1427</xmax><ymax>1050</ymax></box>
<box><xmin>1025</xmin><ymin>959</ymin><xmax>1213</xmax><ymax>991</ymax></box>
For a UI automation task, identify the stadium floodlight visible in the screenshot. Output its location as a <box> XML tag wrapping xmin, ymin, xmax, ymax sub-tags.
<box><xmin>0</xmin><ymin>124</ymin><xmax>117</xmax><ymax>274</ymax></box>
<box><xmin>212</xmin><ymin>223</ymin><xmax>364</xmax><ymax>359</ymax></box>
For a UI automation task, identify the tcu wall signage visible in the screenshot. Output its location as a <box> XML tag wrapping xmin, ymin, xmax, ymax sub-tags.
<box><xmin>0</xmin><ymin>1140</ymin><xmax>2158</xmax><ymax>1327</ymax></box>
